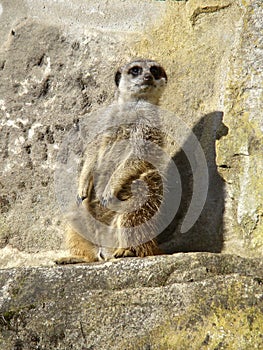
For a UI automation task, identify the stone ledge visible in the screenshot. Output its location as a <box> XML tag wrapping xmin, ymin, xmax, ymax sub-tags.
<box><xmin>0</xmin><ymin>253</ymin><xmax>262</xmax><ymax>349</ymax></box>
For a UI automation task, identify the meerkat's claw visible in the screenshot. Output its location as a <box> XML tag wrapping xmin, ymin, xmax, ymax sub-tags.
<box><xmin>113</xmin><ymin>248</ymin><xmax>136</xmax><ymax>258</ymax></box>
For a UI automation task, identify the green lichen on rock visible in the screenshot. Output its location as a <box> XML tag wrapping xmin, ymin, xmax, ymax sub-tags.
<box><xmin>161</xmin><ymin>280</ymin><xmax>263</xmax><ymax>349</ymax></box>
<box><xmin>121</xmin><ymin>279</ymin><xmax>263</xmax><ymax>349</ymax></box>
<box><xmin>149</xmin><ymin>305</ymin><xmax>263</xmax><ymax>350</ymax></box>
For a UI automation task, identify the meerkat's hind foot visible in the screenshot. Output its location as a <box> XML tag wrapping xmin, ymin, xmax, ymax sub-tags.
<box><xmin>54</xmin><ymin>256</ymin><xmax>96</xmax><ymax>265</ymax></box>
<box><xmin>113</xmin><ymin>248</ymin><xmax>136</xmax><ymax>259</ymax></box>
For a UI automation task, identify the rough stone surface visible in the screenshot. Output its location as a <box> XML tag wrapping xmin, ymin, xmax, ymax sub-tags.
<box><xmin>216</xmin><ymin>1</ymin><xmax>263</xmax><ymax>257</ymax></box>
<box><xmin>0</xmin><ymin>253</ymin><xmax>262</xmax><ymax>349</ymax></box>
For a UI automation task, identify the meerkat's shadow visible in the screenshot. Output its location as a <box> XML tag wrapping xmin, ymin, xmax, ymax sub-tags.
<box><xmin>158</xmin><ymin>111</ymin><xmax>228</xmax><ymax>254</ymax></box>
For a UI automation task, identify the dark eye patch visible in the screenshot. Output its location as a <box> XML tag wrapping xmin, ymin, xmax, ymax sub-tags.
<box><xmin>150</xmin><ymin>65</ymin><xmax>167</xmax><ymax>81</ymax></box>
<box><xmin>128</xmin><ymin>66</ymin><xmax>142</xmax><ymax>77</ymax></box>
<box><xmin>115</xmin><ymin>70</ymin><xmax>122</xmax><ymax>86</ymax></box>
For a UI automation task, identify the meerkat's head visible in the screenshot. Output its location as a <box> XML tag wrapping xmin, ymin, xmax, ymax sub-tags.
<box><xmin>115</xmin><ymin>59</ymin><xmax>167</xmax><ymax>105</ymax></box>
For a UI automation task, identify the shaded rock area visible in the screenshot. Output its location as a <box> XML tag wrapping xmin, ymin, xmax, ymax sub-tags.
<box><xmin>0</xmin><ymin>253</ymin><xmax>263</xmax><ymax>349</ymax></box>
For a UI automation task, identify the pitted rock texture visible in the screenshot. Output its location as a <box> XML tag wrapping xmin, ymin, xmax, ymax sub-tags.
<box><xmin>0</xmin><ymin>253</ymin><xmax>262</xmax><ymax>349</ymax></box>
<box><xmin>215</xmin><ymin>1</ymin><xmax>263</xmax><ymax>256</ymax></box>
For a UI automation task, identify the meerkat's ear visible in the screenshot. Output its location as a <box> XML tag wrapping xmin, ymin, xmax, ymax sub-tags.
<box><xmin>115</xmin><ymin>69</ymin><xmax>122</xmax><ymax>87</ymax></box>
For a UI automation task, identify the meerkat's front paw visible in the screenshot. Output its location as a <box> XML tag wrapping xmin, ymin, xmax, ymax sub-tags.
<box><xmin>113</xmin><ymin>248</ymin><xmax>136</xmax><ymax>258</ymax></box>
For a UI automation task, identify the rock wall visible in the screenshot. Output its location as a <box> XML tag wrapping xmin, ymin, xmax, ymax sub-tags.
<box><xmin>0</xmin><ymin>0</ymin><xmax>262</xmax><ymax>262</ymax></box>
<box><xmin>216</xmin><ymin>1</ymin><xmax>263</xmax><ymax>257</ymax></box>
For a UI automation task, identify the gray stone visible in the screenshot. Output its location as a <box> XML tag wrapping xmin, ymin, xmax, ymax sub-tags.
<box><xmin>0</xmin><ymin>253</ymin><xmax>262</xmax><ymax>349</ymax></box>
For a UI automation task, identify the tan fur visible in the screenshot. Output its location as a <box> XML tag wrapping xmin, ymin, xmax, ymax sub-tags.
<box><xmin>57</xmin><ymin>59</ymin><xmax>167</xmax><ymax>264</ymax></box>
<box><xmin>66</xmin><ymin>226</ymin><xmax>99</xmax><ymax>261</ymax></box>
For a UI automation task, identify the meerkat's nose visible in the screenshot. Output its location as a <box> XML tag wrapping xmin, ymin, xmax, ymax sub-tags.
<box><xmin>143</xmin><ymin>73</ymin><xmax>154</xmax><ymax>83</ymax></box>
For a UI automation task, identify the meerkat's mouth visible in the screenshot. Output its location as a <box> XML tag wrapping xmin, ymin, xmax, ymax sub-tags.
<box><xmin>139</xmin><ymin>83</ymin><xmax>155</xmax><ymax>90</ymax></box>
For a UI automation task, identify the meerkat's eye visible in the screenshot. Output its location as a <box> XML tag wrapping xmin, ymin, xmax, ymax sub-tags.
<box><xmin>128</xmin><ymin>66</ymin><xmax>142</xmax><ymax>77</ymax></box>
<box><xmin>150</xmin><ymin>65</ymin><xmax>167</xmax><ymax>81</ymax></box>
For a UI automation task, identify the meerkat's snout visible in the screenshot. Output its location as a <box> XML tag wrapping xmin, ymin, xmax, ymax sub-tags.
<box><xmin>115</xmin><ymin>59</ymin><xmax>167</xmax><ymax>105</ymax></box>
<box><xmin>142</xmin><ymin>72</ymin><xmax>154</xmax><ymax>85</ymax></box>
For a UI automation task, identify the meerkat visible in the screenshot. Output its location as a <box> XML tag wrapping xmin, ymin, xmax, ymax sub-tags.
<box><xmin>57</xmin><ymin>59</ymin><xmax>168</xmax><ymax>264</ymax></box>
